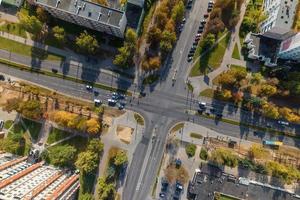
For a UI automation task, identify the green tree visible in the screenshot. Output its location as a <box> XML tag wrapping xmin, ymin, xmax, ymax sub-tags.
<box><xmin>52</xmin><ymin>26</ymin><xmax>65</xmax><ymax>44</ymax></box>
<box><xmin>199</xmin><ymin>148</ymin><xmax>208</xmax><ymax>160</ymax></box>
<box><xmin>76</xmin><ymin>31</ymin><xmax>99</xmax><ymax>54</ymax></box>
<box><xmin>19</xmin><ymin>13</ymin><xmax>42</xmax><ymax>35</ymax></box>
<box><xmin>125</xmin><ymin>28</ymin><xmax>137</xmax><ymax>48</ymax></box>
<box><xmin>185</xmin><ymin>143</ymin><xmax>196</xmax><ymax>157</ymax></box>
<box><xmin>18</xmin><ymin>100</ymin><xmax>42</xmax><ymax>120</ymax></box>
<box><xmin>249</xmin><ymin>144</ymin><xmax>270</xmax><ymax>160</ymax></box>
<box><xmin>97</xmin><ymin>178</ymin><xmax>115</xmax><ymax>200</ymax></box>
<box><xmin>79</xmin><ymin>193</ymin><xmax>94</xmax><ymax>200</ymax></box>
<box><xmin>160</xmin><ymin>30</ymin><xmax>176</xmax><ymax>53</ymax></box>
<box><xmin>113</xmin><ymin>150</ymin><xmax>128</xmax><ymax>166</ymax></box>
<box><xmin>75</xmin><ymin>151</ymin><xmax>99</xmax><ymax>174</ymax></box>
<box><xmin>210</xmin><ymin>148</ymin><xmax>238</xmax><ymax>167</ymax></box>
<box><xmin>87</xmin><ymin>139</ymin><xmax>104</xmax><ymax>154</ymax></box>
<box><xmin>251</xmin><ymin>72</ymin><xmax>263</xmax><ymax>84</ymax></box>
<box><xmin>171</xmin><ymin>0</ymin><xmax>185</xmax><ymax>24</ymax></box>
<box><xmin>202</xmin><ymin>33</ymin><xmax>215</xmax><ymax>51</ymax></box>
<box><xmin>46</xmin><ymin>145</ymin><xmax>76</xmax><ymax>167</ymax></box>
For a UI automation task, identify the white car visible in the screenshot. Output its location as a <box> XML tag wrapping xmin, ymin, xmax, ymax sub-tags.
<box><xmin>94</xmin><ymin>99</ymin><xmax>102</xmax><ymax>105</ymax></box>
<box><xmin>86</xmin><ymin>85</ymin><xmax>93</xmax><ymax>90</ymax></box>
<box><xmin>209</xmin><ymin>0</ymin><xmax>215</xmax><ymax>4</ymax></box>
<box><xmin>278</xmin><ymin>120</ymin><xmax>289</xmax><ymax>126</ymax></box>
<box><xmin>199</xmin><ymin>102</ymin><xmax>206</xmax><ymax>107</ymax></box>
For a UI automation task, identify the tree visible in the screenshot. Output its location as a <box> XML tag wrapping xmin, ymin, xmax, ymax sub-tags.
<box><xmin>86</xmin><ymin>118</ymin><xmax>101</xmax><ymax>135</ymax></box>
<box><xmin>160</xmin><ymin>30</ymin><xmax>176</xmax><ymax>53</ymax></box>
<box><xmin>202</xmin><ymin>33</ymin><xmax>215</xmax><ymax>51</ymax></box>
<box><xmin>75</xmin><ymin>151</ymin><xmax>99</xmax><ymax>174</ymax></box>
<box><xmin>52</xmin><ymin>26</ymin><xmax>65</xmax><ymax>44</ymax></box>
<box><xmin>155</xmin><ymin>9</ymin><xmax>168</xmax><ymax>29</ymax></box>
<box><xmin>36</xmin><ymin>7</ymin><xmax>48</xmax><ymax>23</ymax></box>
<box><xmin>3</xmin><ymin>98</ymin><xmax>21</xmax><ymax>113</ymax></box>
<box><xmin>87</xmin><ymin>139</ymin><xmax>104</xmax><ymax>154</ymax></box>
<box><xmin>251</xmin><ymin>72</ymin><xmax>263</xmax><ymax>84</ymax></box>
<box><xmin>0</xmin><ymin>138</ymin><xmax>20</xmax><ymax>155</ymax></box>
<box><xmin>199</xmin><ymin>148</ymin><xmax>208</xmax><ymax>160</ymax></box>
<box><xmin>185</xmin><ymin>144</ymin><xmax>196</xmax><ymax>157</ymax></box>
<box><xmin>97</xmin><ymin>178</ymin><xmax>115</xmax><ymax>200</ymax></box>
<box><xmin>46</xmin><ymin>145</ymin><xmax>76</xmax><ymax>167</ymax></box>
<box><xmin>259</xmin><ymin>84</ymin><xmax>277</xmax><ymax>97</ymax></box>
<box><xmin>76</xmin><ymin>31</ymin><xmax>99</xmax><ymax>54</ymax></box>
<box><xmin>220</xmin><ymin>89</ymin><xmax>232</xmax><ymax>100</ymax></box>
<box><xmin>171</xmin><ymin>0</ymin><xmax>185</xmax><ymax>24</ymax></box>
<box><xmin>19</xmin><ymin>12</ymin><xmax>42</xmax><ymax>35</ymax></box>
<box><xmin>79</xmin><ymin>193</ymin><xmax>94</xmax><ymax>200</ymax></box>
<box><xmin>210</xmin><ymin>148</ymin><xmax>238</xmax><ymax>167</ymax></box>
<box><xmin>249</xmin><ymin>144</ymin><xmax>270</xmax><ymax>160</ymax></box>
<box><xmin>148</xmin><ymin>56</ymin><xmax>161</xmax><ymax>70</ymax></box>
<box><xmin>113</xmin><ymin>29</ymin><xmax>137</xmax><ymax>68</ymax></box>
<box><xmin>165</xmin><ymin>19</ymin><xmax>176</xmax><ymax>32</ymax></box>
<box><xmin>147</xmin><ymin>26</ymin><xmax>162</xmax><ymax>44</ymax></box>
<box><xmin>96</xmin><ymin>0</ymin><xmax>108</xmax><ymax>5</ymax></box>
<box><xmin>279</xmin><ymin>107</ymin><xmax>300</xmax><ymax>123</ymax></box>
<box><xmin>113</xmin><ymin>150</ymin><xmax>128</xmax><ymax>166</ymax></box>
<box><xmin>262</xmin><ymin>103</ymin><xmax>279</xmax><ymax>119</ymax></box>
<box><xmin>18</xmin><ymin>100</ymin><xmax>42</xmax><ymax>120</ymax></box>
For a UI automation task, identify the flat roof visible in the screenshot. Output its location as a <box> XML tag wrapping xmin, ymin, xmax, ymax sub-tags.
<box><xmin>1</xmin><ymin>0</ymin><xmax>24</xmax><ymax>7</ymax></box>
<box><xmin>35</xmin><ymin>0</ymin><xmax>125</xmax><ymax>27</ymax></box>
<box><xmin>262</xmin><ymin>27</ymin><xmax>296</xmax><ymax>41</ymax></box>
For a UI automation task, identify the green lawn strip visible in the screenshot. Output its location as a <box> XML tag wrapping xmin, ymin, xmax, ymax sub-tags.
<box><xmin>190</xmin><ymin>32</ymin><xmax>230</xmax><ymax>77</ymax></box>
<box><xmin>220</xmin><ymin>194</ymin><xmax>240</xmax><ymax>200</ymax></box>
<box><xmin>197</xmin><ymin>113</ymin><xmax>299</xmax><ymax>139</ymax></box>
<box><xmin>7</xmin><ymin>122</ymin><xmax>31</xmax><ymax>156</ymax></box>
<box><xmin>4</xmin><ymin>120</ymin><xmax>14</xmax><ymax>129</ymax></box>
<box><xmin>0</xmin><ymin>36</ymin><xmax>64</xmax><ymax>61</ymax></box>
<box><xmin>46</xmin><ymin>127</ymin><xmax>71</xmax><ymax>144</ymax></box>
<box><xmin>0</xmin><ymin>58</ymin><xmax>132</xmax><ymax>96</ymax></box>
<box><xmin>134</xmin><ymin>113</ymin><xmax>145</xmax><ymax>125</ymax></box>
<box><xmin>199</xmin><ymin>88</ymin><xmax>215</xmax><ymax>98</ymax></box>
<box><xmin>171</xmin><ymin>122</ymin><xmax>184</xmax><ymax>133</ymax></box>
<box><xmin>0</xmin><ymin>22</ymin><xmax>27</xmax><ymax>38</ymax></box>
<box><xmin>232</xmin><ymin>43</ymin><xmax>240</xmax><ymax>60</ymax></box>
<box><xmin>22</xmin><ymin>118</ymin><xmax>42</xmax><ymax>141</ymax></box>
<box><xmin>190</xmin><ymin>132</ymin><xmax>203</xmax><ymax>139</ymax></box>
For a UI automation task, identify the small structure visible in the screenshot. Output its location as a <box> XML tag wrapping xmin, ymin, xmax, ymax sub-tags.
<box><xmin>0</xmin><ymin>0</ymin><xmax>24</xmax><ymax>7</ymax></box>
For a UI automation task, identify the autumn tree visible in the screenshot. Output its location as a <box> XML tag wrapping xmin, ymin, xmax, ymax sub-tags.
<box><xmin>202</xmin><ymin>33</ymin><xmax>215</xmax><ymax>51</ymax></box>
<box><xmin>36</xmin><ymin>7</ymin><xmax>48</xmax><ymax>23</ymax></box>
<box><xmin>259</xmin><ymin>84</ymin><xmax>277</xmax><ymax>97</ymax></box>
<box><xmin>262</xmin><ymin>103</ymin><xmax>279</xmax><ymax>119</ymax></box>
<box><xmin>76</xmin><ymin>31</ymin><xmax>99</xmax><ymax>54</ymax></box>
<box><xmin>86</xmin><ymin>118</ymin><xmax>101</xmax><ymax>135</ymax></box>
<box><xmin>147</xmin><ymin>26</ymin><xmax>162</xmax><ymax>44</ymax></box>
<box><xmin>279</xmin><ymin>107</ymin><xmax>300</xmax><ymax>123</ymax></box>
<box><xmin>249</xmin><ymin>144</ymin><xmax>270</xmax><ymax>160</ymax></box>
<box><xmin>18</xmin><ymin>100</ymin><xmax>42</xmax><ymax>120</ymax></box>
<box><xmin>148</xmin><ymin>56</ymin><xmax>161</xmax><ymax>70</ymax></box>
<box><xmin>113</xmin><ymin>150</ymin><xmax>128</xmax><ymax>166</ymax></box>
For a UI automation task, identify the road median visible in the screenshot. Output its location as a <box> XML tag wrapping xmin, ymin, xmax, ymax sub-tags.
<box><xmin>0</xmin><ymin>58</ymin><xmax>132</xmax><ymax>95</ymax></box>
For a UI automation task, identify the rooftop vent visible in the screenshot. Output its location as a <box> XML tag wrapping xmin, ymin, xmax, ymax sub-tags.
<box><xmin>97</xmin><ymin>12</ymin><xmax>102</xmax><ymax>21</ymax></box>
<box><xmin>74</xmin><ymin>0</ymin><xmax>77</xmax><ymax>7</ymax></box>
<box><xmin>108</xmin><ymin>10</ymin><xmax>111</xmax><ymax>17</ymax></box>
<box><xmin>83</xmin><ymin>3</ymin><xmax>86</xmax><ymax>10</ymax></box>
<box><xmin>88</xmin><ymin>12</ymin><xmax>92</xmax><ymax>17</ymax></box>
<box><xmin>76</xmin><ymin>6</ymin><xmax>81</xmax><ymax>15</ymax></box>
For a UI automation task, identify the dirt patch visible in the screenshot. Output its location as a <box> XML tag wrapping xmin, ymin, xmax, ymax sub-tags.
<box><xmin>116</xmin><ymin>125</ymin><xmax>133</xmax><ymax>144</ymax></box>
<box><xmin>164</xmin><ymin>163</ymin><xmax>189</xmax><ymax>184</ymax></box>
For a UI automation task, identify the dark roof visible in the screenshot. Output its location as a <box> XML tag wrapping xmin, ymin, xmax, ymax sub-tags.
<box><xmin>262</xmin><ymin>27</ymin><xmax>296</xmax><ymax>41</ymax></box>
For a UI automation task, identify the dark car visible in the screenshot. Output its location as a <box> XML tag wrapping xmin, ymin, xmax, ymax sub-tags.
<box><xmin>51</xmin><ymin>68</ymin><xmax>58</xmax><ymax>73</ymax></box>
<box><xmin>216</xmin><ymin>113</ymin><xmax>223</xmax><ymax>119</ymax></box>
<box><xmin>0</xmin><ymin>74</ymin><xmax>5</xmax><ymax>81</ymax></box>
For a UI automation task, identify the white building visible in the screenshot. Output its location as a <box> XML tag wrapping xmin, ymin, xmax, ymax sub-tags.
<box><xmin>35</xmin><ymin>0</ymin><xmax>127</xmax><ymax>38</ymax></box>
<box><xmin>278</xmin><ymin>32</ymin><xmax>300</xmax><ymax>61</ymax></box>
<box><xmin>260</xmin><ymin>0</ymin><xmax>298</xmax><ymax>33</ymax></box>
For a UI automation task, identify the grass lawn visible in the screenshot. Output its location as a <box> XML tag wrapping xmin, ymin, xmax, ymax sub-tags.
<box><xmin>220</xmin><ymin>194</ymin><xmax>240</xmax><ymax>200</ymax></box>
<box><xmin>232</xmin><ymin>43</ymin><xmax>240</xmax><ymax>60</ymax></box>
<box><xmin>171</xmin><ymin>123</ymin><xmax>184</xmax><ymax>133</ymax></box>
<box><xmin>0</xmin><ymin>22</ymin><xmax>27</xmax><ymax>38</ymax></box>
<box><xmin>0</xmin><ymin>37</ymin><xmax>64</xmax><ymax>61</ymax></box>
<box><xmin>190</xmin><ymin>33</ymin><xmax>230</xmax><ymax>77</ymax></box>
<box><xmin>134</xmin><ymin>113</ymin><xmax>145</xmax><ymax>125</ymax></box>
<box><xmin>4</xmin><ymin>120</ymin><xmax>13</xmax><ymax>129</ymax></box>
<box><xmin>7</xmin><ymin>122</ymin><xmax>31</xmax><ymax>155</ymax></box>
<box><xmin>199</xmin><ymin>88</ymin><xmax>214</xmax><ymax>98</ymax></box>
<box><xmin>190</xmin><ymin>132</ymin><xmax>203</xmax><ymax>139</ymax></box>
<box><xmin>22</xmin><ymin>118</ymin><xmax>42</xmax><ymax>141</ymax></box>
<box><xmin>47</xmin><ymin>127</ymin><xmax>71</xmax><ymax>144</ymax></box>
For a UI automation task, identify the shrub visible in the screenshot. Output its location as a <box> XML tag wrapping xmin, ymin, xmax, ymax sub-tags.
<box><xmin>199</xmin><ymin>148</ymin><xmax>208</xmax><ymax>160</ymax></box>
<box><xmin>185</xmin><ymin>144</ymin><xmax>196</xmax><ymax>157</ymax></box>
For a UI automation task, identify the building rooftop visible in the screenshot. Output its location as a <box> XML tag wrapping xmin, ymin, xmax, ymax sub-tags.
<box><xmin>262</xmin><ymin>27</ymin><xmax>296</xmax><ymax>41</ymax></box>
<box><xmin>0</xmin><ymin>0</ymin><xmax>24</xmax><ymax>7</ymax></box>
<box><xmin>35</xmin><ymin>0</ymin><xmax>125</xmax><ymax>27</ymax></box>
<box><xmin>0</xmin><ymin>153</ymin><xmax>79</xmax><ymax>200</ymax></box>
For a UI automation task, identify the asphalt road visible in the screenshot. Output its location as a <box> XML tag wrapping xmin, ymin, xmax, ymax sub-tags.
<box><xmin>0</xmin><ymin>0</ymin><xmax>300</xmax><ymax>199</ymax></box>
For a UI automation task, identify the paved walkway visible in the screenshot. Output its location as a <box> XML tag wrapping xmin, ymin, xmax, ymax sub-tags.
<box><xmin>188</xmin><ymin>0</ymin><xmax>249</xmax><ymax>95</ymax></box>
<box><xmin>94</xmin><ymin>110</ymin><xmax>144</xmax><ymax>198</ymax></box>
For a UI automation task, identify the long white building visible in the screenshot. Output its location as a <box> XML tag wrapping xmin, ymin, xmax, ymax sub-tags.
<box><xmin>35</xmin><ymin>0</ymin><xmax>127</xmax><ymax>38</ymax></box>
<box><xmin>260</xmin><ymin>0</ymin><xmax>298</xmax><ymax>33</ymax></box>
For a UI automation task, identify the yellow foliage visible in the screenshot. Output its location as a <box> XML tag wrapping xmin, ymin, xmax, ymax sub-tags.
<box><xmin>279</xmin><ymin>107</ymin><xmax>300</xmax><ymax>123</ymax></box>
<box><xmin>86</xmin><ymin>118</ymin><xmax>101</xmax><ymax>135</ymax></box>
<box><xmin>249</xmin><ymin>144</ymin><xmax>270</xmax><ymax>160</ymax></box>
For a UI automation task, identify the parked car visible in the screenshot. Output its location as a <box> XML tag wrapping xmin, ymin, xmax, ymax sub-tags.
<box><xmin>204</xmin><ymin>13</ymin><xmax>209</xmax><ymax>18</ymax></box>
<box><xmin>86</xmin><ymin>85</ymin><xmax>93</xmax><ymax>91</ymax></box>
<box><xmin>201</xmin><ymin>19</ymin><xmax>207</xmax><ymax>24</ymax></box>
<box><xmin>278</xmin><ymin>120</ymin><xmax>289</xmax><ymax>126</ymax></box>
<box><xmin>209</xmin><ymin>0</ymin><xmax>215</xmax><ymax>4</ymax></box>
<box><xmin>94</xmin><ymin>99</ymin><xmax>102</xmax><ymax>106</ymax></box>
<box><xmin>207</xmin><ymin>7</ymin><xmax>213</xmax><ymax>12</ymax></box>
<box><xmin>108</xmin><ymin>99</ymin><xmax>117</xmax><ymax>106</ymax></box>
<box><xmin>199</xmin><ymin>101</ymin><xmax>206</xmax><ymax>108</ymax></box>
<box><xmin>0</xmin><ymin>120</ymin><xmax>4</xmax><ymax>130</ymax></box>
<box><xmin>187</xmin><ymin>57</ymin><xmax>193</xmax><ymax>62</ymax></box>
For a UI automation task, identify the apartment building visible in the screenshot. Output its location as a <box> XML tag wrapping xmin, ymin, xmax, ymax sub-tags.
<box><xmin>260</xmin><ymin>0</ymin><xmax>298</xmax><ymax>33</ymax></box>
<box><xmin>0</xmin><ymin>153</ymin><xmax>79</xmax><ymax>200</ymax></box>
<box><xmin>278</xmin><ymin>32</ymin><xmax>300</xmax><ymax>61</ymax></box>
<box><xmin>35</xmin><ymin>0</ymin><xmax>127</xmax><ymax>38</ymax></box>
